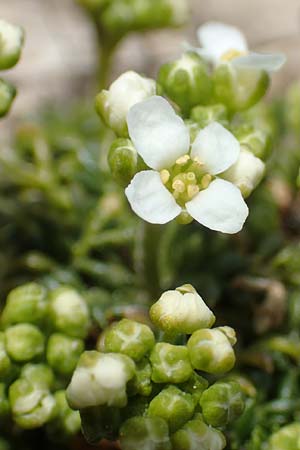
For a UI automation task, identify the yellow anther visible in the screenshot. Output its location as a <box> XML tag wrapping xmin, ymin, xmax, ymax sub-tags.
<box><xmin>221</xmin><ymin>49</ymin><xmax>247</xmax><ymax>62</ymax></box>
<box><xmin>187</xmin><ymin>184</ymin><xmax>200</xmax><ymax>199</ymax></box>
<box><xmin>201</xmin><ymin>174</ymin><xmax>212</xmax><ymax>189</ymax></box>
<box><xmin>192</xmin><ymin>157</ymin><xmax>204</xmax><ymax>166</ymax></box>
<box><xmin>176</xmin><ymin>154</ymin><xmax>190</xmax><ymax>165</ymax></box>
<box><xmin>172</xmin><ymin>179</ymin><xmax>186</xmax><ymax>193</ymax></box>
<box><xmin>160</xmin><ymin>169</ymin><xmax>170</xmax><ymax>185</ymax></box>
<box><xmin>186</xmin><ymin>172</ymin><xmax>196</xmax><ymax>182</ymax></box>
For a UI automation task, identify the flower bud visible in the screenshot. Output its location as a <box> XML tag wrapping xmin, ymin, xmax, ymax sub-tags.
<box><xmin>120</xmin><ymin>416</ymin><xmax>171</xmax><ymax>450</ymax></box>
<box><xmin>95</xmin><ymin>71</ymin><xmax>156</xmax><ymax>137</ymax></box>
<box><xmin>171</xmin><ymin>415</ymin><xmax>226</xmax><ymax>450</ymax></box>
<box><xmin>150</xmin><ymin>284</ymin><xmax>215</xmax><ymax>335</ymax></box>
<box><xmin>213</xmin><ymin>63</ymin><xmax>269</xmax><ymax>112</ymax></box>
<box><xmin>187</xmin><ymin>328</ymin><xmax>236</xmax><ymax>374</ymax></box>
<box><xmin>0</xmin><ymin>79</ymin><xmax>16</xmax><ymax>117</ymax></box>
<box><xmin>127</xmin><ymin>358</ymin><xmax>152</xmax><ymax>397</ymax></box>
<box><xmin>47</xmin><ymin>390</ymin><xmax>81</xmax><ymax>439</ymax></box>
<box><xmin>80</xmin><ymin>405</ymin><xmax>121</xmax><ymax>444</ymax></box>
<box><xmin>150</xmin><ymin>343</ymin><xmax>193</xmax><ymax>383</ymax></box>
<box><xmin>1</xmin><ymin>282</ymin><xmax>47</xmax><ymax>326</ymax></box>
<box><xmin>9</xmin><ymin>378</ymin><xmax>56</xmax><ymax>429</ymax></box>
<box><xmin>269</xmin><ymin>423</ymin><xmax>300</xmax><ymax>450</ymax></box>
<box><xmin>5</xmin><ymin>324</ymin><xmax>45</xmax><ymax>362</ymax></box>
<box><xmin>158</xmin><ymin>52</ymin><xmax>212</xmax><ymax>115</ymax></box>
<box><xmin>0</xmin><ymin>333</ymin><xmax>12</xmax><ymax>378</ymax></box>
<box><xmin>108</xmin><ymin>138</ymin><xmax>138</xmax><ymax>186</ymax></box>
<box><xmin>179</xmin><ymin>373</ymin><xmax>209</xmax><ymax>405</ymax></box>
<box><xmin>66</xmin><ymin>351</ymin><xmax>135</xmax><ymax>409</ymax></box>
<box><xmin>20</xmin><ymin>364</ymin><xmax>54</xmax><ymax>390</ymax></box>
<box><xmin>233</xmin><ymin>124</ymin><xmax>272</xmax><ymax>160</ymax></box>
<box><xmin>48</xmin><ymin>287</ymin><xmax>89</xmax><ymax>339</ymax></box>
<box><xmin>101</xmin><ymin>318</ymin><xmax>155</xmax><ymax>361</ymax></box>
<box><xmin>221</xmin><ymin>148</ymin><xmax>265</xmax><ymax>198</ymax></box>
<box><xmin>0</xmin><ymin>383</ymin><xmax>10</xmax><ymax>417</ymax></box>
<box><xmin>46</xmin><ymin>333</ymin><xmax>84</xmax><ymax>376</ymax></box>
<box><xmin>148</xmin><ymin>385</ymin><xmax>194</xmax><ymax>432</ymax></box>
<box><xmin>190</xmin><ymin>104</ymin><xmax>228</xmax><ymax>129</ymax></box>
<box><xmin>0</xmin><ymin>20</ymin><xmax>24</xmax><ymax>70</ymax></box>
<box><xmin>200</xmin><ymin>381</ymin><xmax>245</xmax><ymax>427</ymax></box>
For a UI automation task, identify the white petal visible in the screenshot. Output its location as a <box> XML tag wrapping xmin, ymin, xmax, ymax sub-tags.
<box><xmin>197</xmin><ymin>22</ymin><xmax>248</xmax><ymax>63</ymax></box>
<box><xmin>186</xmin><ymin>179</ymin><xmax>249</xmax><ymax>234</ymax></box>
<box><xmin>127</xmin><ymin>96</ymin><xmax>190</xmax><ymax>170</ymax></box>
<box><xmin>125</xmin><ymin>170</ymin><xmax>181</xmax><ymax>224</ymax></box>
<box><xmin>232</xmin><ymin>52</ymin><xmax>286</xmax><ymax>72</ymax></box>
<box><xmin>191</xmin><ymin>122</ymin><xmax>240</xmax><ymax>175</ymax></box>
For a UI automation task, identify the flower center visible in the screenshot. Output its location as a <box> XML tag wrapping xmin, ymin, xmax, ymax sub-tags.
<box><xmin>160</xmin><ymin>154</ymin><xmax>213</xmax><ymax>208</ymax></box>
<box><xmin>220</xmin><ymin>49</ymin><xmax>247</xmax><ymax>62</ymax></box>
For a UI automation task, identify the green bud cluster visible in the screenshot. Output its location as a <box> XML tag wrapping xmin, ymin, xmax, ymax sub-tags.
<box><xmin>0</xmin><ymin>282</ymin><xmax>91</xmax><ymax>436</ymax></box>
<box><xmin>0</xmin><ymin>20</ymin><xmax>24</xmax><ymax>118</ymax></box>
<box><xmin>66</xmin><ymin>284</ymin><xmax>245</xmax><ymax>448</ymax></box>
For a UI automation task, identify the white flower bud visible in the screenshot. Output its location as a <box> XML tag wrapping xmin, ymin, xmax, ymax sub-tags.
<box><xmin>0</xmin><ymin>20</ymin><xmax>24</xmax><ymax>70</ymax></box>
<box><xmin>150</xmin><ymin>284</ymin><xmax>215</xmax><ymax>334</ymax></box>
<box><xmin>95</xmin><ymin>71</ymin><xmax>156</xmax><ymax>137</ymax></box>
<box><xmin>221</xmin><ymin>148</ymin><xmax>265</xmax><ymax>198</ymax></box>
<box><xmin>66</xmin><ymin>351</ymin><xmax>135</xmax><ymax>410</ymax></box>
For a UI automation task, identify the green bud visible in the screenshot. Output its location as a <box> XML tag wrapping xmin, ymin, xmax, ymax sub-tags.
<box><xmin>0</xmin><ymin>383</ymin><xmax>10</xmax><ymax>417</ymax></box>
<box><xmin>20</xmin><ymin>363</ymin><xmax>54</xmax><ymax>390</ymax></box>
<box><xmin>232</xmin><ymin>124</ymin><xmax>272</xmax><ymax>160</ymax></box>
<box><xmin>1</xmin><ymin>282</ymin><xmax>47</xmax><ymax>326</ymax></box>
<box><xmin>96</xmin><ymin>71</ymin><xmax>156</xmax><ymax>137</ymax></box>
<box><xmin>108</xmin><ymin>138</ymin><xmax>138</xmax><ymax>186</ymax></box>
<box><xmin>148</xmin><ymin>385</ymin><xmax>194</xmax><ymax>432</ymax></box>
<box><xmin>171</xmin><ymin>416</ymin><xmax>226</xmax><ymax>450</ymax></box>
<box><xmin>221</xmin><ymin>147</ymin><xmax>265</xmax><ymax>198</ymax></box>
<box><xmin>150</xmin><ymin>343</ymin><xmax>193</xmax><ymax>383</ymax></box>
<box><xmin>127</xmin><ymin>358</ymin><xmax>152</xmax><ymax>396</ymax></box>
<box><xmin>46</xmin><ymin>333</ymin><xmax>84</xmax><ymax>376</ymax></box>
<box><xmin>0</xmin><ymin>79</ymin><xmax>16</xmax><ymax>117</ymax></box>
<box><xmin>269</xmin><ymin>423</ymin><xmax>300</xmax><ymax>450</ymax></box>
<box><xmin>66</xmin><ymin>351</ymin><xmax>135</xmax><ymax>409</ymax></box>
<box><xmin>0</xmin><ymin>332</ymin><xmax>12</xmax><ymax>378</ymax></box>
<box><xmin>80</xmin><ymin>405</ymin><xmax>121</xmax><ymax>444</ymax></box>
<box><xmin>179</xmin><ymin>373</ymin><xmax>209</xmax><ymax>405</ymax></box>
<box><xmin>5</xmin><ymin>324</ymin><xmax>44</xmax><ymax>362</ymax></box>
<box><xmin>190</xmin><ymin>104</ymin><xmax>228</xmax><ymax>129</ymax></box>
<box><xmin>158</xmin><ymin>52</ymin><xmax>212</xmax><ymax>115</ymax></box>
<box><xmin>9</xmin><ymin>378</ymin><xmax>56</xmax><ymax>429</ymax></box>
<box><xmin>48</xmin><ymin>287</ymin><xmax>89</xmax><ymax>338</ymax></box>
<box><xmin>150</xmin><ymin>284</ymin><xmax>215</xmax><ymax>335</ymax></box>
<box><xmin>0</xmin><ymin>20</ymin><xmax>24</xmax><ymax>70</ymax></box>
<box><xmin>120</xmin><ymin>416</ymin><xmax>172</xmax><ymax>450</ymax></box>
<box><xmin>47</xmin><ymin>390</ymin><xmax>81</xmax><ymax>439</ymax></box>
<box><xmin>213</xmin><ymin>63</ymin><xmax>269</xmax><ymax>112</ymax></box>
<box><xmin>187</xmin><ymin>328</ymin><xmax>236</xmax><ymax>374</ymax></box>
<box><xmin>200</xmin><ymin>381</ymin><xmax>245</xmax><ymax>427</ymax></box>
<box><xmin>102</xmin><ymin>318</ymin><xmax>155</xmax><ymax>361</ymax></box>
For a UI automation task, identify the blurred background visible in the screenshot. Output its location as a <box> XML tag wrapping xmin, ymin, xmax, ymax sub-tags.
<box><xmin>0</xmin><ymin>0</ymin><xmax>299</xmax><ymax>130</ymax></box>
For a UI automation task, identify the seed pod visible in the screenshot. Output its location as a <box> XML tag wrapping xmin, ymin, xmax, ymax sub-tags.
<box><xmin>200</xmin><ymin>381</ymin><xmax>245</xmax><ymax>427</ymax></box>
<box><xmin>5</xmin><ymin>324</ymin><xmax>45</xmax><ymax>362</ymax></box>
<box><xmin>101</xmin><ymin>318</ymin><xmax>155</xmax><ymax>361</ymax></box>
<box><xmin>150</xmin><ymin>343</ymin><xmax>193</xmax><ymax>383</ymax></box>
<box><xmin>148</xmin><ymin>385</ymin><xmax>195</xmax><ymax>432</ymax></box>
<box><xmin>120</xmin><ymin>416</ymin><xmax>172</xmax><ymax>450</ymax></box>
<box><xmin>187</xmin><ymin>328</ymin><xmax>236</xmax><ymax>374</ymax></box>
<box><xmin>46</xmin><ymin>333</ymin><xmax>84</xmax><ymax>376</ymax></box>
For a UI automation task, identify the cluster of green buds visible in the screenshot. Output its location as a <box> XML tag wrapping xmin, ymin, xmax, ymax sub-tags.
<box><xmin>0</xmin><ymin>282</ymin><xmax>91</xmax><ymax>438</ymax></box>
<box><xmin>66</xmin><ymin>284</ymin><xmax>245</xmax><ymax>449</ymax></box>
<box><xmin>76</xmin><ymin>0</ymin><xmax>188</xmax><ymax>42</ymax></box>
<box><xmin>0</xmin><ymin>19</ymin><xmax>24</xmax><ymax>117</ymax></box>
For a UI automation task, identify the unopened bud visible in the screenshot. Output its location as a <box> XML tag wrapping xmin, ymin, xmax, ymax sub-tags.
<box><xmin>46</xmin><ymin>333</ymin><xmax>84</xmax><ymax>376</ymax></box>
<box><xmin>108</xmin><ymin>138</ymin><xmax>138</xmax><ymax>186</ymax></box>
<box><xmin>5</xmin><ymin>324</ymin><xmax>45</xmax><ymax>362</ymax></box>
<box><xmin>120</xmin><ymin>416</ymin><xmax>171</xmax><ymax>450</ymax></box>
<box><xmin>0</xmin><ymin>20</ymin><xmax>24</xmax><ymax>70</ymax></box>
<box><xmin>150</xmin><ymin>343</ymin><xmax>193</xmax><ymax>383</ymax></box>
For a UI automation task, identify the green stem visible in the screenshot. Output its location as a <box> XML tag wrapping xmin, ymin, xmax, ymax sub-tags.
<box><xmin>94</xmin><ymin>23</ymin><xmax>119</xmax><ymax>90</ymax></box>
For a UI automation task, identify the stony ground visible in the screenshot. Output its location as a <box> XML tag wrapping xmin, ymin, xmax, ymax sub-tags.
<box><xmin>1</xmin><ymin>0</ymin><xmax>300</xmax><ymax>124</ymax></box>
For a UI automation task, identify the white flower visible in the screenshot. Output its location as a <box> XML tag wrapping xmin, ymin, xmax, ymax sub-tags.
<box><xmin>221</xmin><ymin>148</ymin><xmax>265</xmax><ymax>198</ymax></box>
<box><xmin>125</xmin><ymin>96</ymin><xmax>249</xmax><ymax>234</ymax></box>
<box><xmin>96</xmin><ymin>71</ymin><xmax>156</xmax><ymax>137</ymax></box>
<box><xmin>193</xmin><ymin>21</ymin><xmax>286</xmax><ymax>72</ymax></box>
